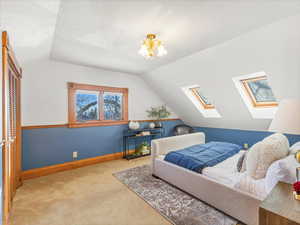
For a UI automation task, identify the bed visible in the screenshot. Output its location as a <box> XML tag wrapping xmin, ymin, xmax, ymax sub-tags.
<box><xmin>151</xmin><ymin>132</ymin><xmax>262</xmax><ymax>225</ymax></box>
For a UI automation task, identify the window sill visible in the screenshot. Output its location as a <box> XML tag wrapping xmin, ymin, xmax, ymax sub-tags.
<box><xmin>68</xmin><ymin>121</ymin><xmax>129</xmax><ymax>128</ymax></box>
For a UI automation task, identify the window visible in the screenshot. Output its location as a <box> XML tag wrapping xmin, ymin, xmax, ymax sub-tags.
<box><xmin>182</xmin><ymin>85</ymin><xmax>221</xmax><ymax>118</ymax></box>
<box><xmin>232</xmin><ymin>71</ymin><xmax>278</xmax><ymax>119</ymax></box>
<box><xmin>76</xmin><ymin>90</ymin><xmax>99</xmax><ymax>121</ymax></box>
<box><xmin>241</xmin><ymin>76</ymin><xmax>278</xmax><ymax>107</ymax></box>
<box><xmin>68</xmin><ymin>82</ymin><xmax>128</xmax><ymax>128</ymax></box>
<box><xmin>190</xmin><ymin>87</ymin><xmax>215</xmax><ymax>109</ymax></box>
<box><xmin>103</xmin><ymin>92</ymin><xmax>123</xmax><ymax>120</ymax></box>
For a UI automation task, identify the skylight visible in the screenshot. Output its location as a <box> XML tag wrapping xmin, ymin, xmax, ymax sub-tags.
<box><xmin>190</xmin><ymin>87</ymin><xmax>215</xmax><ymax>109</ymax></box>
<box><xmin>241</xmin><ymin>76</ymin><xmax>278</xmax><ymax>108</ymax></box>
<box><xmin>182</xmin><ymin>85</ymin><xmax>221</xmax><ymax>118</ymax></box>
<box><xmin>233</xmin><ymin>72</ymin><xmax>278</xmax><ymax>119</ymax></box>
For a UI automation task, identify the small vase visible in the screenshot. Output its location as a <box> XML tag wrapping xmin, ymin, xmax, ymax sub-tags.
<box><xmin>129</xmin><ymin>121</ymin><xmax>140</xmax><ymax>130</ymax></box>
<box><xmin>149</xmin><ymin>122</ymin><xmax>155</xmax><ymax>129</ymax></box>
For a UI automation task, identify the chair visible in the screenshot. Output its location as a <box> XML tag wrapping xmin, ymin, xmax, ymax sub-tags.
<box><xmin>173</xmin><ymin>124</ymin><xmax>194</xmax><ymax>136</ymax></box>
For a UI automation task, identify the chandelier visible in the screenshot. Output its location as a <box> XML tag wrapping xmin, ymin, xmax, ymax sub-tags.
<box><xmin>138</xmin><ymin>34</ymin><xmax>167</xmax><ymax>59</ymax></box>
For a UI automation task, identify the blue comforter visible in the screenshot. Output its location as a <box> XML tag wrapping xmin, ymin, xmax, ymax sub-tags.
<box><xmin>164</xmin><ymin>141</ymin><xmax>242</xmax><ymax>173</ymax></box>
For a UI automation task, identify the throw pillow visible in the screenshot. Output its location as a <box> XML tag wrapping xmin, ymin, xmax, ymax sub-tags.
<box><xmin>246</xmin><ymin>133</ymin><xmax>289</xmax><ymax>179</ymax></box>
<box><xmin>265</xmin><ymin>155</ymin><xmax>299</xmax><ymax>193</ymax></box>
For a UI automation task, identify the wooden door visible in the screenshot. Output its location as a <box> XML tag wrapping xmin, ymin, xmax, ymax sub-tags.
<box><xmin>2</xmin><ymin>31</ymin><xmax>22</xmax><ymax>225</ymax></box>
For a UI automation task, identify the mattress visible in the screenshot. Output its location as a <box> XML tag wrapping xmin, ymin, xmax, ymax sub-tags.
<box><xmin>202</xmin><ymin>150</ymin><xmax>245</xmax><ymax>186</ymax></box>
<box><xmin>202</xmin><ymin>151</ymin><xmax>267</xmax><ymax>199</ymax></box>
<box><xmin>157</xmin><ymin>150</ymin><xmax>268</xmax><ymax>199</ymax></box>
<box><xmin>158</xmin><ymin>151</ymin><xmax>244</xmax><ymax>186</ymax></box>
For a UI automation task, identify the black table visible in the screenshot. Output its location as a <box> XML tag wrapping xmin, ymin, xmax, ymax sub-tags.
<box><xmin>123</xmin><ymin>128</ymin><xmax>163</xmax><ymax>160</ymax></box>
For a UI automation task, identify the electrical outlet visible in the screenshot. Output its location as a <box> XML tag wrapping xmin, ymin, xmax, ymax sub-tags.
<box><xmin>243</xmin><ymin>143</ymin><xmax>249</xmax><ymax>149</ymax></box>
<box><xmin>73</xmin><ymin>151</ymin><xmax>78</xmax><ymax>159</ymax></box>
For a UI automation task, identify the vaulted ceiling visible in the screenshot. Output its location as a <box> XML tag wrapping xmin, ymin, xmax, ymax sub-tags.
<box><xmin>2</xmin><ymin>0</ymin><xmax>300</xmax><ymax>75</ymax></box>
<box><xmin>51</xmin><ymin>0</ymin><xmax>300</xmax><ymax>74</ymax></box>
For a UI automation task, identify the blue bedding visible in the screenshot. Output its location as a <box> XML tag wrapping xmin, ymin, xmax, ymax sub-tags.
<box><xmin>164</xmin><ymin>141</ymin><xmax>242</xmax><ymax>173</ymax></box>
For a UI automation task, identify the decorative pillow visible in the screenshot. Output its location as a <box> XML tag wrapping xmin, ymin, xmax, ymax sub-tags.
<box><xmin>237</xmin><ymin>152</ymin><xmax>247</xmax><ymax>172</ymax></box>
<box><xmin>265</xmin><ymin>160</ymin><xmax>284</xmax><ymax>193</ymax></box>
<box><xmin>246</xmin><ymin>133</ymin><xmax>289</xmax><ymax>180</ymax></box>
<box><xmin>265</xmin><ymin>155</ymin><xmax>299</xmax><ymax>193</ymax></box>
<box><xmin>290</xmin><ymin>142</ymin><xmax>300</xmax><ymax>155</ymax></box>
<box><xmin>278</xmin><ymin>155</ymin><xmax>300</xmax><ymax>183</ymax></box>
<box><xmin>234</xmin><ymin>173</ymin><xmax>267</xmax><ymax>200</ymax></box>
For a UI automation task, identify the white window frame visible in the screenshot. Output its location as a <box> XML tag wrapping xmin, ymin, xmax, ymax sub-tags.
<box><xmin>182</xmin><ymin>85</ymin><xmax>221</xmax><ymax>118</ymax></box>
<box><xmin>232</xmin><ymin>71</ymin><xmax>278</xmax><ymax>119</ymax></box>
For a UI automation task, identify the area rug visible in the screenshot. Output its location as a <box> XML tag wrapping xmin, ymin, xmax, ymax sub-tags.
<box><xmin>113</xmin><ymin>165</ymin><xmax>241</xmax><ymax>225</ymax></box>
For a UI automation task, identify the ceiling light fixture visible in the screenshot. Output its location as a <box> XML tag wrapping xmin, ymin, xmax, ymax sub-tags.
<box><xmin>138</xmin><ymin>34</ymin><xmax>167</xmax><ymax>59</ymax></box>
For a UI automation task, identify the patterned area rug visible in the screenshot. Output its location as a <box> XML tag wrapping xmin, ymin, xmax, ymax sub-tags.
<box><xmin>114</xmin><ymin>165</ymin><xmax>241</xmax><ymax>225</ymax></box>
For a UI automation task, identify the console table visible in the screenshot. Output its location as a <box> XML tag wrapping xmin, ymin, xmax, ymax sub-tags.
<box><xmin>123</xmin><ymin>128</ymin><xmax>163</xmax><ymax>160</ymax></box>
<box><xmin>259</xmin><ymin>182</ymin><xmax>300</xmax><ymax>225</ymax></box>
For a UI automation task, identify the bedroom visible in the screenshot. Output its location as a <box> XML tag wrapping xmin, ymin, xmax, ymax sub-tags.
<box><xmin>0</xmin><ymin>0</ymin><xmax>300</xmax><ymax>225</ymax></box>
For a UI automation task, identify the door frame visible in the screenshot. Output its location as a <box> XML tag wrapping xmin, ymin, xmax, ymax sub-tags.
<box><xmin>2</xmin><ymin>31</ymin><xmax>22</xmax><ymax>225</ymax></box>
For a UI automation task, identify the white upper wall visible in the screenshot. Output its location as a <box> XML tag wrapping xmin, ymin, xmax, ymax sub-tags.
<box><xmin>21</xmin><ymin>59</ymin><xmax>175</xmax><ymax>126</ymax></box>
<box><xmin>143</xmin><ymin>13</ymin><xmax>300</xmax><ymax>131</ymax></box>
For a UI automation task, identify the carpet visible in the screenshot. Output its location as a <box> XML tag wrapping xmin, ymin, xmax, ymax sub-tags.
<box><xmin>114</xmin><ymin>165</ymin><xmax>241</xmax><ymax>225</ymax></box>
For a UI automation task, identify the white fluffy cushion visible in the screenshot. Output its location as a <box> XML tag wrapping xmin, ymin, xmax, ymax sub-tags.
<box><xmin>234</xmin><ymin>173</ymin><xmax>267</xmax><ymax>200</ymax></box>
<box><xmin>265</xmin><ymin>155</ymin><xmax>299</xmax><ymax>193</ymax></box>
<box><xmin>246</xmin><ymin>133</ymin><xmax>289</xmax><ymax>179</ymax></box>
<box><xmin>290</xmin><ymin>141</ymin><xmax>300</xmax><ymax>155</ymax></box>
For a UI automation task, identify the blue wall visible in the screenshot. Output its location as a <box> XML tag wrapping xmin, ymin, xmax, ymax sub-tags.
<box><xmin>22</xmin><ymin>120</ymin><xmax>183</xmax><ymax>170</ymax></box>
<box><xmin>23</xmin><ymin>122</ymin><xmax>300</xmax><ymax>171</ymax></box>
<box><xmin>195</xmin><ymin>127</ymin><xmax>300</xmax><ymax>147</ymax></box>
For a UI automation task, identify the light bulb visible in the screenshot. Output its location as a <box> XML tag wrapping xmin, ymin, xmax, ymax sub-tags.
<box><xmin>138</xmin><ymin>44</ymin><xmax>148</xmax><ymax>57</ymax></box>
<box><xmin>157</xmin><ymin>45</ymin><xmax>167</xmax><ymax>57</ymax></box>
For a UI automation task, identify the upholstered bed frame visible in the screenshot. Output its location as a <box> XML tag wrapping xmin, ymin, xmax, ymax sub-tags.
<box><xmin>151</xmin><ymin>133</ymin><xmax>261</xmax><ymax>225</ymax></box>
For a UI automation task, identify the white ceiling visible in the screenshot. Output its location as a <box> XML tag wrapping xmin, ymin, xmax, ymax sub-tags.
<box><xmin>2</xmin><ymin>0</ymin><xmax>300</xmax><ymax>75</ymax></box>
<box><xmin>52</xmin><ymin>0</ymin><xmax>300</xmax><ymax>74</ymax></box>
<box><xmin>0</xmin><ymin>0</ymin><xmax>60</xmax><ymax>62</ymax></box>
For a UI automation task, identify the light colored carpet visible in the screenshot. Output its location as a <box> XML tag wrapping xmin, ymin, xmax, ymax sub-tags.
<box><xmin>11</xmin><ymin>157</ymin><xmax>172</xmax><ymax>225</ymax></box>
<box><xmin>114</xmin><ymin>165</ymin><xmax>240</xmax><ymax>225</ymax></box>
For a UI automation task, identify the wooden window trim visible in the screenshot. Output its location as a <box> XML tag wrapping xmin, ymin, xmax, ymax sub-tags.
<box><xmin>68</xmin><ymin>82</ymin><xmax>128</xmax><ymax>128</ymax></box>
<box><xmin>190</xmin><ymin>88</ymin><xmax>215</xmax><ymax>109</ymax></box>
<box><xmin>241</xmin><ymin>76</ymin><xmax>278</xmax><ymax>108</ymax></box>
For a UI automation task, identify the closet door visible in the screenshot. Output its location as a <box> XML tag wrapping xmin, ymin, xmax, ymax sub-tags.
<box><xmin>2</xmin><ymin>31</ymin><xmax>22</xmax><ymax>225</ymax></box>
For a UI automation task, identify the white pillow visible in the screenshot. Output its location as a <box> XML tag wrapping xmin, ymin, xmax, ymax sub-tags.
<box><xmin>279</xmin><ymin>155</ymin><xmax>300</xmax><ymax>183</ymax></box>
<box><xmin>264</xmin><ymin>160</ymin><xmax>285</xmax><ymax>193</ymax></box>
<box><xmin>290</xmin><ymin>142</ymin><xmax>300</xmax><ymax>155</ymax></box>
<box><xmin>246</xmin><ymin>133</ymin><xmax>289</xmax><ymax>180</ymax></box>
<box><xmin>265</xmin><ymin>155</ymin><xmax>300</xmax><ymax>193</ymax></box>
<box><xmin>234</xmin><ymin>173</ymin><xmax>267</xmax><ymax>200</ymax></box>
